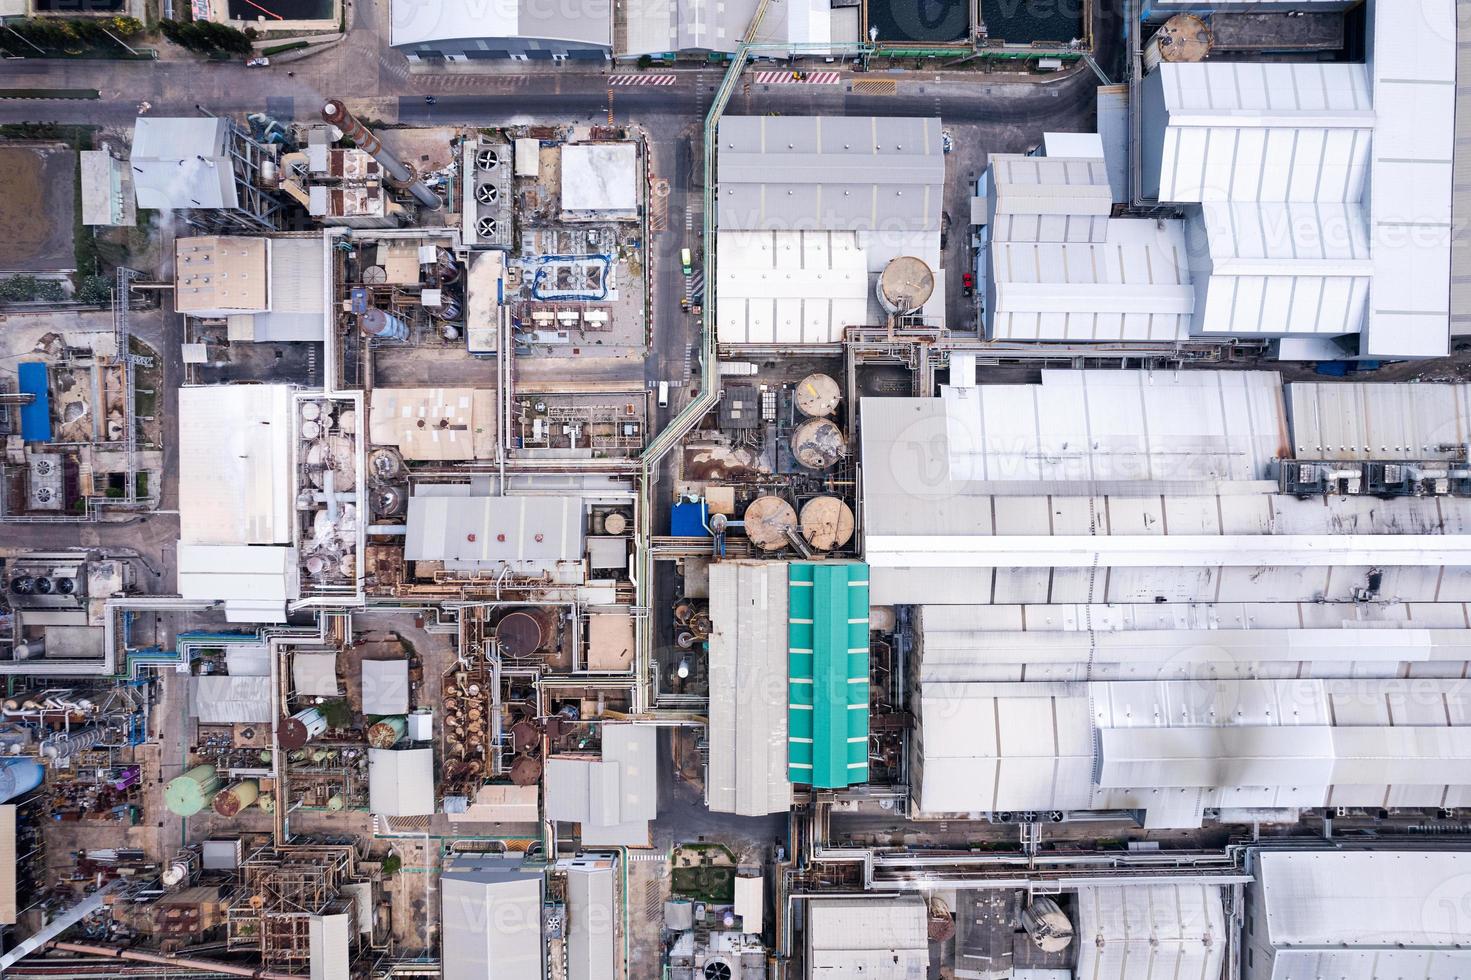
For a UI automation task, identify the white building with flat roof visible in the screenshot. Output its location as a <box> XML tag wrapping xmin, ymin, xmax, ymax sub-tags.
<box><xmin>862</xmin><ymin>372</ymin><xmax>1471</xmax><ymax>825</ymax></box>
<box><xmin>1245</xmin><ymin>850</ymin><xmax>1471</xmax><ymax>980</ymax></box>
<box><xmin>175</xmin><ymin>385</ymin><xmax>299</xmax><ymax>623</ymax></box>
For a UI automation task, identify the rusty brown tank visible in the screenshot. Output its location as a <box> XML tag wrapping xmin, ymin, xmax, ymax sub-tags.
<box><xmin>496</xmin><ymin>608</ymin><xmax>557</xmax><ymax>658</ymax></box>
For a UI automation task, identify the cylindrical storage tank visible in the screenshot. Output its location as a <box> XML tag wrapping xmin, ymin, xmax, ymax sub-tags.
<box><xmin>0</xmin><ymin>758</ymin><xmax>44</xmax><ymax>803</ymax></box>
<box><xmin>212</xmin><ymin>779</ymin><xmax>260</xmax><ymax>817</ymax></box>
<box><xmin>359</xmin><ymin>308</ymin><xmax>409</xmax><ymax>341</ymax></box>
<box><xmin>877</xmin><ymin>256</ymin><xmax>935</xmax><ymax>315</ymax></box>
<box><xmin>511</xmin><ymin>719</ymin><xmax>539</xmax><ymax>753</ymax></box>
<box><xmin>602</xmin><ymin>511</ymin><xmax>628</xmax><ymax>535</ymax></box>
<box><xmin>1144</xmin><ymin>12</ymin><xmax>1211</xmax><ymax>71</ymax></box>
<box><xmin>279</xmin><ymin>707</ymin><xmax>328</xmax><ymax>750</ymax></box>
<box><xmin>496</xmin><ymin>609</ymin><xmax>556</xmax><ymax>658</ymax></box>
<box><xmin>794</xmin><ymin>373</ymin><xmax>842</xmax><ymax>418</ymax></box>
<box><xmin>373</xmin><ymin>486</ymin><xmax>405</xmax><ymax>518</ymax></box>
<box><xmin>369</xmin><ymin>448</ymin><xmax>403</xmax><ymax>481</ymax></box>
<box><xmin>791</xmin><ymin>418</ymin><xmax>845</xmax><ymax>470</ymax></box>
<box><xmin>165</xmin><ymin>764</ymin><xmax>221</xmax><ymax>817</ymax></box>
<box><xmin>367</xmin><ymin>716</ymin><xmax>407</xmax><ymax>749</ymax></box>
<box><xmin>509</xmin><ymin>754</ymin><xmax>542</xmax><ymax>786</ymax></box>
<box><xmin>258</xmin><ymin>793</ymin><xmax>276</xmax><ymax>814</ymax></box>
<box><xmin>800</xmin><ymin>496</ymin><xmax>856</xmax><ymax>550</ymax></box>
<box><xmin>325</xmin><ymin>794</ymin><xmax>345</xmax><ymax>811</ymax></box>
<box><xmin>743</xmin><ymin>496</ymin><xmax>798</xmax><ymax>551</ymax></box>
<box><xmin>162</xmin><ymin>858</ymin><xmax>192</xmax><ymax>888</ymax></box>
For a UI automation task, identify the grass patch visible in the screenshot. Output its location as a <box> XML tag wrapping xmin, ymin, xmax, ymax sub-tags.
<box><xmin>670</xmin><ymin>866</ymin><xmax>734</xmax><ymax>904</ymax></box>
<box><xmin>261</xmin><ymin>40</ymin><xmax>309</xmax><ymax>56</ymax></box>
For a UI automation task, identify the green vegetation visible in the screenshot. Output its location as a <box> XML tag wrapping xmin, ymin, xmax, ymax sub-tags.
<box><xmin>0</xmin><ymin>17</ymin><xmax>151</xmax><ymax>59</ymax></box>
<box><xmin>671</xmin><ymin>866</ymin><xmax>735</xmax><ymax>904</ymax></box>
<box><xmin>381</xmin><ymin>854</ymin><xmax>403</xmax><ymax>877</ymax></box>
<box><xmin>636</xmin><ymin>54</ymin><xmax>653</xmax><ymax>69</ymax></box>
<box><xmin>75</xmin><ymin>275</ymin><xmax>111</xmax><ymax>306</ymax></box>
<box><xmin>0</xmin><ymin>276</ymin><xmax>66</xmax><ymax>303</ymax></box>
<box><xmin>159</xmin><ymin>18</ymin><xmax>256</xmax><ymax>56</ymax></box>
<box><xmin>262</xmin><ymin>40</ymin><xmax>309</xmax><ymax>56</ymax></box>
<box><xmin>319</xmin><ymin>698</ymin><xmax>352</xmax><ymax>729</ymax></box>
<box><xmin>135</xmin><ymin>473</ymin><xmax>149</xmax><ymax>499</ymax></box>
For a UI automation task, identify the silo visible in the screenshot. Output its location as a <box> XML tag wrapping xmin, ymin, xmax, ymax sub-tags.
<box><xmin>1144</xmin><ymin>13</ymin><xmax>1211</xmax><ymax>72</ymax></box>
<box><xmin>0</xmin><ymin>758</ymin><xmax>44</xmax><ymax>803</ymax></box>
<box><xmin>165</xmin><ymin>764</ymin><xmax>221</xmax><ymax>817</ymax></box>
<box><xmin>876</xmin><ymin>256</ymin><xmax>935</xmax><ymax>316</ymax></box>
<box><xmin>791</xmin><ymin>418</ymin><xmax>846</xmax><ymax>470</ymax></box>
<box><xmin>279</xmin><ymin>707</ymin><xmax>329</xmax><ymax>750</ymax></box>
<box><xmin>743</xmin><ymin>496</ymin><xmax>798</xmax><ymax>551</ymax></box>
<box><xmin>496</xmin><ymin>609</ymin><xmax>557</xmax><ymax>658</ymax></box>
<box><xmin>799</xmin><ymin>496</ymin><xmax>855</xmax><ymax>550</ymax></box>
<box><xmin>212</xmin><ymin>779</ymin><xmax>260</xmax><ymax>817</ymax></box>
<box><xmin>794</xmin><ymin>373</ymin><xmax>841</xmax><ymax>419</ymax></box>
<box><xmin>367</xmin><ymin>716</ymin><xmax>407</xmax><ymax>749</ymax></box>
<box><xmin>360</xmin><ymin>308</ymin><xmax>409</xmax><ymax>341</ymax></box>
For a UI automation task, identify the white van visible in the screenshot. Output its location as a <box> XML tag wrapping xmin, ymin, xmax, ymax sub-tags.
<box><xmin>657</xmin><ymin>381</ymin><xmax>670</xmax><ymax>408</ymax></box>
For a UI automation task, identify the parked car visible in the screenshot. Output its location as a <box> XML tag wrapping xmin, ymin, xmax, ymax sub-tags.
<box><xmin>962</xmin><ymin>272</ymin><xmax>975</xmax><ymax>297</ymax></box>
<box><xmin>246</xmin><ymin>57</ymin><xmax>269</xmax><ymax>67</ymax></box>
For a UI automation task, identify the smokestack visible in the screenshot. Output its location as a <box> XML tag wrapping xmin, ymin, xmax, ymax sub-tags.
<box><xmin>322</xmin><ymin>99</ymin><xmax>441</xmax><ymax>211</ymax></box>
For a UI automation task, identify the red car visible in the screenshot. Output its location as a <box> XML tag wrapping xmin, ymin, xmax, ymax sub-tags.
<box><xmin>961</xmin><ymin>272</ymin><xmax>975</xmax><ymax>297</ymax></box>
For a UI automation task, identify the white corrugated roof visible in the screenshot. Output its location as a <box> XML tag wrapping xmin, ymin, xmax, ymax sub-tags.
<box><xmin>1075</xmin><ymin>884</ymin><xmax>1225</xmax><ymax>980</ymax></box>
<box><xmin>1361</xmin><ymin>0</ymin><xmax>1455</xmax><ymax>358</ymax></box>
<box><xmin>178</xmin><ymin>385</ymin><xmax>294</xmax><ymax>546</ymax></box>
<box><xmin>914</xmin><ymin>678</ymin><xmax>1471</xmax><ymax>822</ymax></box>
<box><xmin>1148</xmin><ymin>63</ymin><xmax>1373</xmax><ymax>204</ymax></box>
<box><xmin>440</xmin><ymin>857</ymin><xmax>543</xmax><ymax>980</ymax></box>
<box><xmin>1257</xmin><ymin>851</ymin><xmax>1471</xmax><ymax>947</ymax></box>
<box><xmin>367</xmin><ymin>747</ymin><xmax>435</xmax><ymax>816</ymax></box>
<box><xmin>544</xmin><ymin>723</ymin><xmax>657</xmax><ymax>846</ymax></box>
<box><xmin>716</xmin><ymin>230</ymin><xmax>870</xmax><ymax>344</ymax></box>
<box><xmin>807</xmin><ymin>897</ymin><xmax>928</xmax><ymax>979</ymax></box>
<box><xmin>566</xmin><ymin>865</ymin><xmax>615</xmax><ymax>980</ymax></box>
<box><xmin>131</xmin><ymin>117</ymin><xmax>239</xmax><ymax>212</ymax></box>
<box><xmin>707</xmin><ymin>562</ymin><xmax>792</xmax><ymax>816</ymax></box>
<box><xmin>1286</xmin><ymin>381</ymin><xmax>1471</xmax><ymax>460</ymax></box>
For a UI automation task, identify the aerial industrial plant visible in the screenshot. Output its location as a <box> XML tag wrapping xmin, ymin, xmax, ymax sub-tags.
<box><xmin>1</xmin><ymin>0</ymin><xmax>1470</xmax><ymax>977</ymax></box>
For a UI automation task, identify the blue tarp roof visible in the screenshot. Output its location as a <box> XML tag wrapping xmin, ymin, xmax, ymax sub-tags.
<box><xmin>17</xmin><ymin>362</ymin><xmax>51</xmax><ymax>442</ymax></box>
<box><xmin>670</xmin><ymin>500</ymin><xmax>710</xmax><ymax>537</ymax></box>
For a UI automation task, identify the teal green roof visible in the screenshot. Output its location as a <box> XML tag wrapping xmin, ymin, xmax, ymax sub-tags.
<box><xmin>788</xmin><ymin>562</ymin><xmax>869</xmax><ymax>788</ymax></box>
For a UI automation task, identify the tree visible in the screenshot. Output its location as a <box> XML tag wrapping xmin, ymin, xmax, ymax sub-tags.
<box><xmin>0</xmin><ymin>276</ymin><xmax>66</xmax><ymax>302</ymax></box>
<box><xmin>110</xmin><ymin>16</ymin><xmax>143</xmax><ymax>36</ymax></box>
<box><xmin>74</xmin><ymin>275</ymin><xmax>111</xmax><ymax>306</ymax></box>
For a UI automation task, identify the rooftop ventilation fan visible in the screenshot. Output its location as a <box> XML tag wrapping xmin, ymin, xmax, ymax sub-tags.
<box><xmin>32</xmin><ymin>487</ymin><xmax>54</xmax><ymax>504</ymax></box>
<box><xmin>10</xmin><ymin>577</ymin><xmax>34</xmax><ymax>595</ymax></box>
<box><xmin>55</xmin><ymin>577</ymin><xmax>76</xmax><ymax>595</ymax></box>
<box><xmin>476</xmin><ymin>216</ymin><xmax>498</xmax><ymax>239</ymax></box>
<box><xmin>703</xmin><ymin>962</ymin><xmax>732</xmax><ymax>980</ymax></box>
<box><xmin>475</xmin><ymin>148</ymin><xmax>499</xmax><ymax>172</ymax></box>
<box><xmin>33</xmin><ymin>577</ymin><xmax>53</xmax><ymax>595</ymax></box>
<box><xmin>31</xmin><ymin>459</ymin><xmax>54</xmax><ymax>476</ymax></box>
<box><xmin>476</xmin><ymin>183</ymin><xmax>499</xmax><ymax>205</ymax></box>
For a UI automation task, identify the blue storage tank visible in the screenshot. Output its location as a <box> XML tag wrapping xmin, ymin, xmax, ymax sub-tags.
<box><xmin>0</xmin><ymin>758</ymin><xmax>45</xmax><ymax>803</ymax></box>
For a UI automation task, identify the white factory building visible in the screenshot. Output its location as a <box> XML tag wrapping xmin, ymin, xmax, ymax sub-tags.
<box><xmin>716</xmin><ymin>116</ymin><xmax>947</xmax><ymax>344</ymax></box>
<box><xmin>977</xmin><ymin>0</ymin><xmax>1454</xmax><ymax>359</ymax></box>
<box><xmin>1244</xmin><ymin>850</ymin><xmax>1471</xmax><ymax>980</ymax></box>
<box><xmin>176</xmin><ymin>385</ymin><xmax>301</xmax><ymax>623</ymax></box>
<box><xmin>861</xmin><ymin>371</ymin><xmax>1471</xmax><ymax>826</ymax></box>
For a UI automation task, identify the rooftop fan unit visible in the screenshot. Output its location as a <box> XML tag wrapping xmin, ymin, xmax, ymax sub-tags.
<box><xmin>32</xmin><ymin>487</ymin><xmax>53</xmax><ymax>505</ymax></box>
<box><xmin>476</xmin><ymin>216</ymin><xmax>498</xmax><ymax>239</ymax></box>
<box><xmin>31</xmin><ymin>459</ymin><xmax>54</xmax><ymax>476</ymax></box>
<box><xmin>475</xmin><ymin>148</ymin><xmax>500</xmax><ymax>172</ymax></box>
<box><xmin>54</xmin><ymin>577</ymin><xmax>76</xmax><ymax>595</ymax></box>
<box><xmin>33</xmin><ymin>577</ymin><xmax>53</xmax><ymax>595</ymax></box>
<box><xmin>476</xmin><ymin>183</ymin><xmax>499</xmax><ymax>204</ymax></box>
<box><xmin>703</xmin><ymin>962</ymin><xmax>732</xmax><ymax>980</ymax></box>
<box><xmin>9</xmin><ymin>577</ymin><xmax>34</xmax><ymax>595</ymax></box>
